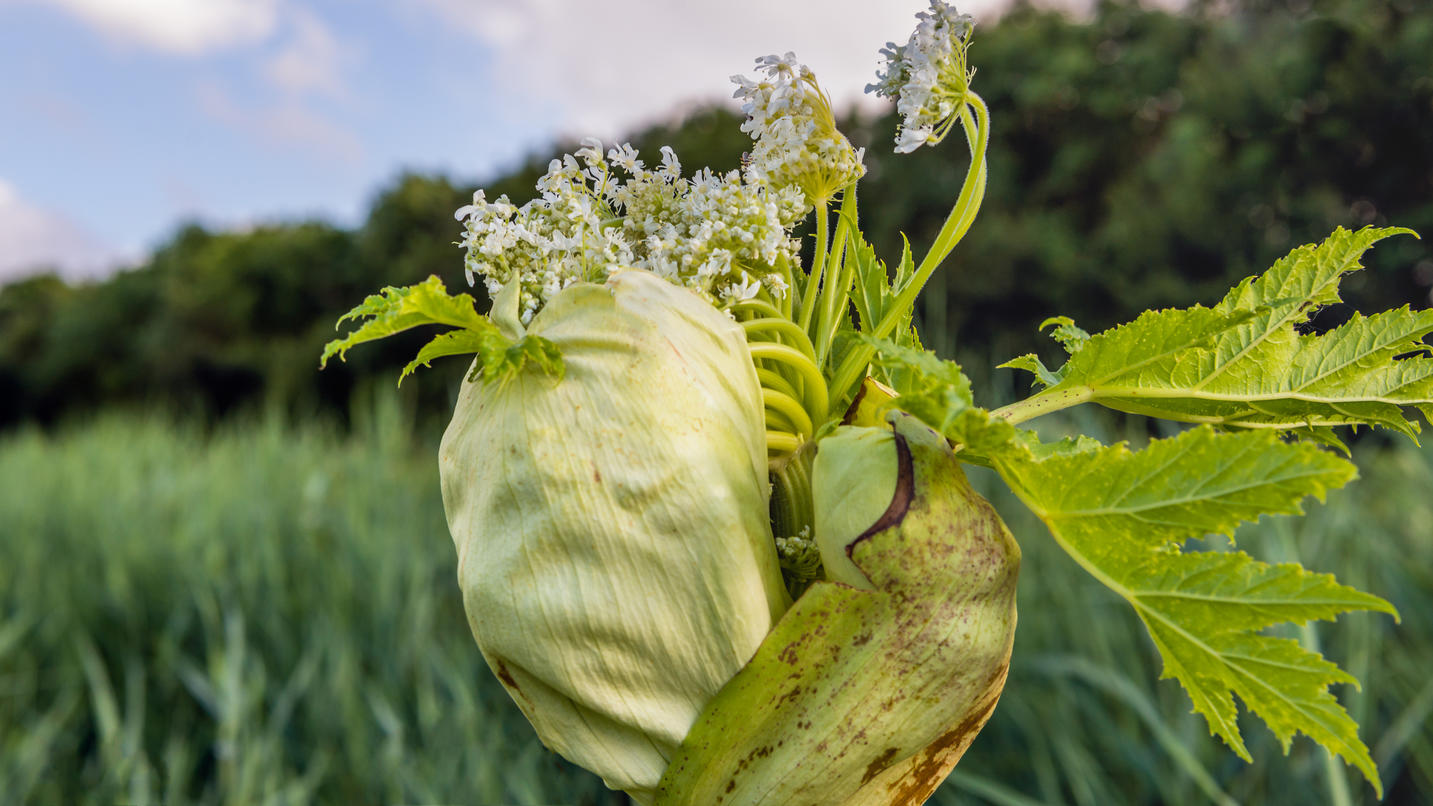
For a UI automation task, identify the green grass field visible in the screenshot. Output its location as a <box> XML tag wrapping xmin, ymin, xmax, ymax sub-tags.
<box><xmin>2</xmin><ymin>400</ymin><xmax>1430</xmax><ymax>805</ymax></box>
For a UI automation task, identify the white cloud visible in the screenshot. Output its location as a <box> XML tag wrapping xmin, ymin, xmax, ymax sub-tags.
<box><xmin>22</xmin><ymin>0</ymin><xmax>354</xmax><ymax>94</ymax></box>
<box><xmin>263</xmin><ymin>7</ymin><xmax>352</xmax><ymax>96</ymax></box>
<box><xmin>0</xmin><ymin>180</ymin><xmax>127</xmax><ymax>283</ymax></box>
<box><xmin>418</xmin><ymin>0</ymin><xmax>1010</xmax><ymax>138</ymax></box>
<box><xmin>195</xmin><ymin>82</ymin><xmax>364</xmax><ymax>164</ymax></box>
<box><xmin>31</xmin><ymin>0</ymin><xmax>281</xmax><ymax>55</ymax></box>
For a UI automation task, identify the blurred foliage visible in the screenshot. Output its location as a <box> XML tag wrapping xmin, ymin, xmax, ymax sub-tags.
<box><xmin>2</xmin><ymin>0</ymin><xmax>1430</xmax><ymax>429</ymax></box>
<box><xmin>0</xmin><ymin>399</ymin><xmax>626</xmax><ymax>805</ymax></box>
<box><xmin>2</xmin><ymin>398</ymin><xmax>1429</xmax><ymax>804</ymax></box>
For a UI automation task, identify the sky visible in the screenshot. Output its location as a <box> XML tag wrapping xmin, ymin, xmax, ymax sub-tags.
<box><xmin>0</xmin><ymin>0</ymin><xmax>1059</xmax><ymax>284</ymax></box>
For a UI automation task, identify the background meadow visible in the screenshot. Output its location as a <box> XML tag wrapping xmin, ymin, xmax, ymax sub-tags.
<box><xmin>4</xmin><ymin>400</ymin><xmax>1431</xmax><ymax>804</ymax></box>
<box><xmin>2</xmin><ymin>0</ymin><xmax>1431</xmax><ymax>803</ymax></box>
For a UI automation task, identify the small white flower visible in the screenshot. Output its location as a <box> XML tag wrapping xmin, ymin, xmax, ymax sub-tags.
<box><xmin>762</xmin><ymin>272</ymin><xmax>789</xmax><ymax>298</ymax></box>
<box><xmin>607</xmin><ymin>142</ymin><xmax>644</xmax><ymax>175</ymax></box>
<box><xmin>867</xmin><ymin>0</ymin><xmax>975</xmax><ymax>153</ymax></box>
<box><xmin>722</xmin><ymin>270</ymin><xmax>763</xmax><ymax>302</ymax></box>
<box><xmin>659</xmin><ymin>146</ymin><xmax>682</xmax><ymax>179</ymax></box>
<box><xmin>575</xmin><ymin>137</ymin><xmax>605</xmax><ymax>168</ymax></box>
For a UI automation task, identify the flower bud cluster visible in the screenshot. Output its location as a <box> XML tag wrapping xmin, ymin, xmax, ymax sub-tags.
<box><xmin>867</xmin><ymin>0</ymin><xmax>975</xmax><ymax>153</ymax></box>
<box><xmin>456</xmin><ymin>139</ymin><xmax>805</xmax><ymax>323</ymax></box>
<box><xmin>731</xmin><ymin>53</ymin><xmax>866</xmax><ymax>206</ymax></box>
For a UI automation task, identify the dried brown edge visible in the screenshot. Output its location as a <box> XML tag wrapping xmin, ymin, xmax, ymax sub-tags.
<box><xmin>846</xmin><ymin>430</ymin><xmax>913</xmax><ymax>558</ymax></box>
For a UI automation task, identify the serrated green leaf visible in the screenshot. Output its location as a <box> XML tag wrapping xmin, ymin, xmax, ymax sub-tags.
<box><xmin>322</xmin><ymin>275</ymin><xmax>561</xmax><ymax>384</ymax></box>
<box><xmin>399</xmin><ymin>329</ymin><xmax>519</xmax><ymax>385</ymax></box>
<box><xmin>856</xmin><ymin>334</ymin><xmax>970</xmax><ymax>422</ymax></box>
<box><xmin>321</xmin><ymin>276</ymin><xmax>484</xmax><ymax>366</ymax></box>
<box><xmin>994</xmin><ymin>426</ymin><xmax>1396</xmax><ymax>795</ymax></box>
<box><xmin>1007</xmin><ymin>426</ymin><xmax>1106</xmax><ymax>461</ymax></box>
<box><xmin>855</xmin><ymin>334</ymin><xmax>1015</xmax><ymax>456</ymax></box>
<box><xmin>1040</xmin><ymin>315</ymin><xmax>1091</xmax><ymax>355</ymax></box>
<box><xmin>849</xmin><ymin>228</ymin><xmax>885</xmax><ymax>335</ymax></box>
<box><xmin>895</xmin><ymin>233</ymin><xmax>915</xmax><ymax>290</ymax></box>
<box><xmin>502</xmin><ymin>333</ymin><xmax>563</xmax><ymax>379</ymax></box>
<box><xmin>401</xmin><ymin>331</ymin><xmax>480</xmax><ymax>383</ymax></box>
<box><xmin>1290</xmin><ymin>425</ymin><xmax>1351</xmax><ymax>456</ymax></box>
<box><xmin>1010</xmin><ymin>227</ymin><xmax>1430</xmax><ymax>438</ymax></box>
<box><xmin>1037</xmin><ymin>305</ymin><xmax>1253</xmax><ymax>394</ymax></box>
<box><xmin>999</xmin><ymin>353</ymin><xmax>1061</xmax><ymax>388</ymax></box>
<box><xmin>846</xmin><ymin>229</ymin><xmax>918</xmax><ymax>349</ymax></box>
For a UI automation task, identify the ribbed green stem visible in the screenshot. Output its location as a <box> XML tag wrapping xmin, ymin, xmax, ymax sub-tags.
<box><xmin>742</xmin><ymin>319</ymin><xmax>818</xmax><ymax>362</ymax></box>
<box><xmin>766</xmin><ymin>431</ymin><xmax>802</xmax><ymax>455</ymax></box>
<box><xmin>756</xmin><ymin>368</ymin><xmax>802</xmax><ymax>402</ymax></box>
<box><xmin>799</xmin><ymin>197</ymin><xmax>831</xmax><ymax>333</ymax></box>
<box><xmin>763</xmin><ymin>389</ymin><xmax>814</xmax><ymax>438</ymax></box>
<box><xmin>748</xmin><ymin>343</ymin><xmax>830</xmax><ymax>427</ymax></box>
<box><xmin>769</xmin><ymin>444</ymin><xmax>816</xmax><ymax>544</ymax></box>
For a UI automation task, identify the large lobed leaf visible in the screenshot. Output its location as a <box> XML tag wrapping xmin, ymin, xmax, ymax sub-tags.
<box><xmin>1005</xmin><ymin>227</ymin><xmax>1432</xmax><ymax>437</ymax></box>
<box><xmin>992</xmin><ymin>426</ymin><xmax>1397</xmax><ymax>795</ymax></box>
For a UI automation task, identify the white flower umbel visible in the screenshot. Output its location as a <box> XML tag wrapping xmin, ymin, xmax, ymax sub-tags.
<box><xmin>868</xmin><ymin>0</ymin><xmax>975</xmax><ymax>153</ymax></box>
<box><xmin>732</xmin><ymin>53</ymin><xmax>865</xmax><ymax>206</ymax></box>
<box><xmin>456</xmin><ymin>139</ymin><xmax>806</xmax><ymax>322</ymax></box>
<box><xmin>455</xmin><ymin>145</ymin><xmax>633</xmax><ymax>325</ymax></box>
<box><xmin>615</xmin><ymin>155</ymin><xmax>807</xmax><ymax>308</ymax></box>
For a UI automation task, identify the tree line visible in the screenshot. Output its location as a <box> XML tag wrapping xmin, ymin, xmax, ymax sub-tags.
<box><xmin>2</xmin><ymin>0</ymin><xmax>1428</xmax><ymax>431</ymax></box>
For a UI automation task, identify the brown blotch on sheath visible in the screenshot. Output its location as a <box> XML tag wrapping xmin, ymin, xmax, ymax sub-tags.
<box><xmin>841</xmin><ymin>381</ymin><xmax>870</xmax><ymax>425</ymax></box>
<box><xmin>862</xmin><ymin>746</ymin><xmax>903</xmax><ymax>785</ymax></box>
<box><xmin>887</xmin><ymin>660</ymin><xmax>1009</xmax><ymax>803</ymax></box>
<box><xmin>494</xmin><ymin>660</ymin><xmax>520</xmax><ymax>692</ymax></box>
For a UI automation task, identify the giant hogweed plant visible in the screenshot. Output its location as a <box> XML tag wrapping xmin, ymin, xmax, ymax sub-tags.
<box><xmin>321</xmin><ymin>3</ymin><xmax>1425</xmax><ymax>802</ymax></box>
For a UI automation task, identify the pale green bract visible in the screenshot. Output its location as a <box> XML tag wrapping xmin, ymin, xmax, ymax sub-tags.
<box><xmin>440</xmin><ymin>270</ymin><xmax>789</xmax><ymax>803</ymax></box>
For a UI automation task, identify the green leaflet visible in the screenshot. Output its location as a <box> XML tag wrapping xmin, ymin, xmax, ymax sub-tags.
<box><xmin>825</xmin><ymin>227</ymin><xmax>921</xmax><ymax>409</ymax></box>
<box><xmin>855</xmin><ymin>334</ymin><xmax>1015</xmax><ymax>460</ymax></box>
<box><xmin>319</xmin><ymin>275</ymin><xmax>561</xmax><ymax>385</ymax></box>
<box><xmin>991</xmin><ymin>425</ymin><xmax>1398</xmax><ymax>795</ymax></box>
<box><xmin>1040</xmin><ymin>315</ymin><xmax>1091</xmax><ymax>355</ymax></box>
<box><xmin>1003</xmin><ymin>227</ymin><xmax>1432</xmax><ymax>436</ymax></box>
<box><xmin>848</xmin><ymin>230</ymin><xmax>916</xmax><ymax>343</ymax></box>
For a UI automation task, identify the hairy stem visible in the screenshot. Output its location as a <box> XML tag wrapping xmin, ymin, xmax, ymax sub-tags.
<box><xmin>990</xmin><ymin>386</ymin><xmax>1093</xmax><ymax>425</ymax></box>
<box><xmin>827</xmin><ymin>93</ymin><xmax>990</xmax><ymax>409</ymax></box>
<box><xmin>800</xmin><ymin>197</ymin><xmax>831</xmax><ymax>334</ymax></box>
